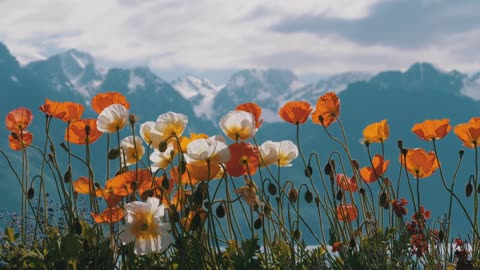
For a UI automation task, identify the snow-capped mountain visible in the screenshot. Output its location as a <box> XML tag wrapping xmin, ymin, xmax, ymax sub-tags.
<box><xmin>27</xmin><ymin>49</ymin><xmax>104</xmax><ymax>101</ymax></box>
<box><xmin>171</xmin><ymin>75</ymin><xmax>222</xmax><ymax>121</ymax></box>
<box><xmin>212</xmin><ymin>69</ymin><xmax>303</xmax><ymax>123</ymax></box>
<box><xmin>282</xmin><ymin>72</ymin><xmax>372</xmax><ymax>105</ymax></box>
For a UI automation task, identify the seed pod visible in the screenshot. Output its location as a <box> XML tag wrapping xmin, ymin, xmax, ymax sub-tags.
<box><xmin>129</xmin><ymin>114</ymin><xmax>137</xmax><ymax>125</ymax></box>
<box><xmin>108</xmin><ymin>148</ymin><xmax>120</xmax><ymax>160</ymax></box>
<box><xmin>293</xmin><ymin>229</ymin><xmax>301</xmax><ymax>240</ymax></box>
<box><xmin>336</xmin><ymin>190</ymin><xmax>343</xmax><ymax>201</ymax></box>
<box><xmin>466</xmin><ymin>182</ymin><xmax>473</xmax><ymax>197</ymax></box>
<box><xmin>304</xmin><ymin>190</ymin><xmax>313</xmax><ymax>203</ymax></box>
<box><xmin>216</xmin><ymin>204</ymin><xmax>226</xmax><ymax>218</ymax></box>
<box><xmin>268</xmin><ymin>183</ymin><xmax>277</xmax><ymax>195</ymax></box>
<box><xmin>254</xmin><ymin>217</ymin><xmax>262</xmax><ymax>230</ymax></box>
<box><xmin>288</xmin><ymin>187</ymin><xmax>298</xmax><ymax>203</ymax></box>
<box><xmin>304</xmin><ymin>165</ymin><xmax>313</xmax><ymax>177</ymax></box>
<box><xmin>379</xmin><ymin>192</ymin><xmax>387</xmax><ymax>207</ymax></box>
<box><xmin>324</xmin><ymin>161</ymin><xmax>335</xmax><ymax>175</ymax></box>
<box><xmin>158</xmin><ymin>141</ymin><xmax>168</xmax><ymax>152</ymax></box>
<box><xmin>27</xmin><ymin>187</ymin><xmax>35</xmax><ymax>200</ymax></box>
<box><xmin>64</xmin><ymin>166</ymin><xmax>72</xmax><ymax>183</ymax></box>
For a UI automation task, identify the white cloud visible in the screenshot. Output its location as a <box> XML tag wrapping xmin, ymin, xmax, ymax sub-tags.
<box><xmin>0</xmin><ymin>0</ymin><xmax>479</xmax><ymax>78</ymax></box>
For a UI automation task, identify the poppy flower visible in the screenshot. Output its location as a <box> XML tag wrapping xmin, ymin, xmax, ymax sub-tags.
<box><xmin>234</xmin><ymin>184</ymin><xmax>262</xmax><ymax>208</ymax></box>
<box><xmin>140</xmin><ymin>121</ymin><xmax>163</xmax><ymax>149</ymax></box>
<box><xmin>219</xmin><ymin>110</ymin><xmax>256</xmax><ymax>141</ymax></box>
<box><xmin>362</xmin><ymin>120</ymin><xmax>389</xmax><ymax>144</ymax></box>
<box><xmin>135</xmin><ymin>169</ymin><xmax>173</xmax><ymax>202</ymax></box>
<box><xmin>335</xmin><ymin>174</ymin><xmax>358</xmax><ymax>192</ymax></box>
<box><xmin>225</xmin><ymin>142</ymin><xmax>260</xmax><ymax>177</ymax></box>
<box><xmin>155</xmin><ymin>112</ymin><xmax>188</xmax><ymax>142</ymax></box>
<box><xmin>91</xmin><ymin>207</ymin><xmax>125</xmax><ymax>223</ymax></box>
<box><xmin>150</xmin><ymin>143</ymin><xmax>176</xmax><ymax>171</ymax></box>
<box><xmin>119</xmin><ymin>197</ymin><xmax>172</xmax><ymax>255</ymax></box>
<box><xmin>259</xmin><ymin>140</ymin><xmax>298</xmax><ymax>167</ymax></box>
<box><xmin>97</xmin><ymin>104</ymin><xmax>129</xmax><ymax>133</ymax></box>
<box><xmin>186</xmin><ymin>162</ymin><xmax>221</xmax><ymax>181</ymax></box>
<box><xmin>311</xmin><ymin>92</ymin><xmax>340</xmax><ymax>127</ymax></box>
<box><xmin>236</xmin><ymin>102</ymin><xmax>263</xmax><ymax>129</ymax></box>
<box><xmin>5</xmin><ymin>108</ymin><xmax>33</xmax><ymax>132</ymax></box>
<box><xmin>65</xmin><ymin>119</ymin><xmax>103</xmax><ymax>144</ymax></box>
<box><xmin>336</xmin><ymin>204</ymin><xmax>358</xmax><ymax>222</ymax></box>
<box><xmin>332</xmin><ymin>242</ymin><xmax>343</xmax><ymax>252</ymax></box>
<box><xmin>412</xmin><ymin>119</ymin><xmax>451</xmax><ymax>141</ymax></box>
<box><xmin>39</xmin><ymin>99</ymin><xmax>85</xmax><ymax>122</ymax></box>
<box><xmin>9</xmin><ymin>131</ymin><xmax>33</xmax><ymax>151</ymax></box>
<box><xmin>91</xmin><ymin>91</ymin><xmax>130</xmax><ymax>114</ymax></box>
<box><xmin>184</xmin><ymin>135</ymin><xmax>231</xmax><ymax>165</ymax></box>
<box><xmin>400</xmin><ymin>148</ymin><xmax>439</xmax><ymax>178</ymax></box>
<box><xmin>359</xmin><ymin>155</ymin><xmax>390</xmax><ymax>183</ymax></box>
<box><xmin>73</xmin><ymin>176</ymin><xmax>92</xmax><ymax>194</ymax></box>
<box><xmin>278</xmin><ymin>101</ymin><xmax>312</xmax><ymax>125</ymax></box>
<box><xmin>391</xmin><ymin>198</ymin><xmax>408</xmax><ymax>217</ymax></box>
<box><xmin>412</xmin><ymin>205</ymin><xmax>431</xmax><ymax>222</ymax></box>
<box><xmin>170</xmin><ymin>166</ymin><xmax>199</xmax><ymax>186</ymax></box>
<box><xmin>120</xmin><ymin>136</ymin><xmax>145</xmax><ymax>166</ymax></box>
<box><xmin>454</xmin><ymin>118</ymin><xmax>480</xmax><ymax>148</ymax></box>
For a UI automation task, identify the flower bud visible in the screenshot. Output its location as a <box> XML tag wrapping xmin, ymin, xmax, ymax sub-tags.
<box><xmin>379</xmin><ymin>192</ymin><xmax>388</xmax><ymax>207</ymax></box>
<box><xmin>254</xmin><ymin>217</ymin><xmax>262</xmax><ymax>230</ymax></box>
<box><xmin>216</xmin><ymin>204</ymin><xmax>226</xmax><ymax>218</ymax></box>
<box><xmin>27</xmin><ymin>187</ymin><xmax>35</xmax><ymax>200</ymax></box>
<box><xmin>293</xmin><ymin>229</ymin><xmax>301</xmax><ymax>240</ymax></box>
<box><xmin>129</xmin><ymin>114</ymin><xmax>137</xmax><ymax>125</ymax></box>
<box><xmin>304</xmin><ymin>190</ymin><xmax>313</xmax><ymax>203</ymax></box>
<box><xmin>288</xmin><ymin>187</ymin><xmax>298</xmax><ymax>203</ymax></box>
<box><xmin>304</xmin><ymin>165</ymin><xmax>313</xmax><ymax>177</ymax></box>
<box><xmin>336</xmin><ymin>190</ymin><xmax>343</xmax><ymax>201</ymax></box>
<box><xmin>162</xmin><ymin>177</ymin><xmax>170</xmax><ymax>190</ymax></box>
<box><xmin>64</xmin><ymin>166</ymin><xmax>72</xmax><ymax>183</ymax></box>
<box><xmin>108</xmin><ymin>148</ymin><xmax>120</xmax><ymax>160</ymax></box>
<box><xmin>359</xmin><ymin>188</ymin><xmax>366</xmax><ymax>196</ymax></box>
<box><xmin>397</xmin><ymin>140</ymin><xmax>403</xmax><ymax>151</ymax></box>
<box><xmin>158</xmin><ymin>141</ymin><xmax>168</xmax><ymax>152</ymax></box>
<box><xmin>466</xmin><ymin>182</ymin><xmax>473</xmax><ymax>197</ymax></box>
<box><xmin>351</xmin><ymin>160</ymin><xmax>360</xmax><ymax>170</ymax></box>
<box><xmin>268</xmin><ymin>183</ymin><xmax>277</xmax><ymax>196</ymax></box>
<box><xmin>264</xmin><ymin>203</ymin><xmax>272</xmax><ymax>216</ymax></box>
<box><xmin>459</xmin><ymin>149</ymin><xmax>464</xmax><ymax>158</ymax></box>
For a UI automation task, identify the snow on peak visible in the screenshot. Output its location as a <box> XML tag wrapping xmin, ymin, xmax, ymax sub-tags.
<box><xmin>461</xmin><ymin>76</ymin><xmax>480</xmax><ymax>101</ymax></box>
<box><xmin>128</xmin><ymin>70</ymin><xmax>146</xmax><ymax>93</ymax></box>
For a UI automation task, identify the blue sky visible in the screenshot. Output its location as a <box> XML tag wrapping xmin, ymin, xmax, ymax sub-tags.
<box><xmin>0</xmin><ymin>0</ymin><xmax>479</xmax><ymax>84</ymax></box>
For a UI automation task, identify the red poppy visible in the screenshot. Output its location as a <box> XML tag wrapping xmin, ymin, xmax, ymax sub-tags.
<box><xmin>391</xmin><ymin>198</ymin><xmax>408</xmax><ymax>217</ymax></box>
<box><xmin>225</xmin><ymin>142</ymin><xmax>260</xmax><ymax>177</ymax></box>
<box><xmin>278</xmin><ymin>101</ymin><xmax>312</xmax><ymax>125</ymax></box>
<box><xmin>412</xmin><ymin>206</ymin><xmax>431</xmax><ymax>222</ymax></box>
<box><xmin>335</xmin><ymin>174</ymin><xmax>358</xmax><ymax>192</ymax></box>
<box><xmin>91</xmin><ymin>92</ymin><xmax>130</xmax><ymax>114</ymax></box>
<box><xmin>332</xmin><ymin>242</ymin><xmax>343</xmax><ymax>252</ymax></box>
<box><xmin>8</xmin><ymin>131</ymin><xmax>33</xmax><ymax>151</ymax></box>
<box><xmin>236</xmin><ymin>102</ymin><xmax>263</xmax><ymax>129</ymax></box>
<box><xmin>454</xmin><ymin>118</ymin><xmax>480</xmax><ymax>148</ymax></box>
<box><xmin>311</xmin><ymin>92</ymin><xmax>340</xmax><ymax>127</ymax></box>
<box><xmin>400</xmin><ymin>148</ymin><xmax>439</xmax><ymax>178</ymax></box>
<box><xmin>412</xmin><ymin>119</ymin><xmax>451</xmax><ymax>141</ymax></box>
<box><xmin>336</xmin><ymin>204</ymin><xmax>358</xmax><ymax>222</ymax></box>
<box><xmin>39</xmin><ymin>99</ymin><xmax>84</xmax><ymax>122</ymax></box>
<box><xmin>5</xmin><ymin>108</ymin><xmax>33</xmax><ymax>132</ymax></box>
<box><xmin>359</xmin><ymin>155</ymin><xmax>390</xmax><ymax>183</ymax></box>
<box><xmin>91</xmin><ymin>207</ymin><xmax>125</xmax><ymax>223</ymax></box>
<box><xmin>65</xmin><ymin>119</ymin><xmax>103</xmax><ymax>144</ymax></box>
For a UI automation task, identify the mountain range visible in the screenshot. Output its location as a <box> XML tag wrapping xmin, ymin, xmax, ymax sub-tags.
<box><xmin>1</xmin><ymin>42</ymin><xmax>480</xmax><ymax>239</ymax></box>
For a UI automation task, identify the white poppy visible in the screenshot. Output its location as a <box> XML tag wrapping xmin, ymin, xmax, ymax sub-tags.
<box><xmin>218</xmin><ymin>110</ymin><xmax>256</xmax><ymax>141</ymax></box>
<box><xmin>155</xmin><ymin>112</ymin><xmax>188</xmax><ymax>141</ymax></box>
<box><xmin>119</xmin><ymin>197</ymin><xmax>172</xmax><ymax>255</ymax></box>
<box><xmin>140</xmin><ymin>121</ymin><xmax>163</xmax><ymax>149</ymax></box>
<box><xmin>259</xmin><ymin>140</ymin><xmax>298</xmax><ymax>167</ymax></box>
<box><xmin>120</xmin><ymin>136</ymin><xmax>145</xmax><ymax>166</ymax></box>
<box><xmin>184</xmin><ymin>135</ymin><xmax>230</xmax><ymax>164</ymax></box>
<box><xmin>149</xmin><ymin>143</ymin><xmax>176</xmax><ymax>172</ymax></box>
<box><xmin>97</xmin><ymin>104</ymin><xmax>129</xmax><ymax>133</ymax></box>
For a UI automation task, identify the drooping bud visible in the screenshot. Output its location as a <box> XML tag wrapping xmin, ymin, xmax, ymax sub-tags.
<box><xmin>64</xmin><ymin>165</ymin><xmax>72</xmax><ymax>183</ymax></box>
<box><xmin>264</xmin><ymin>203</ymin><xmax>272</xmax><ymax>216</ymax></box>
<box><xmin>108</xmin><ymin>148</ymin><xmax>120</xmax><ymax>160</ymax></box>
<box><xmin>254</xmin><ymin>217</ymin><xmax>262</xmax><ymax>230</ymax></box>
<box><xmin>304</xmin><ymin>165</ymin><xmax>313</xmax><ymax>177</ymax></box>
<box><xmin>288</xmin><ymin>186</ymin><xmax>298</xmax><ymax>203</ymax></box>
<box><xmin>268</xmin><ymin>183</ymin><xmax>277</xmax><ymax>196</ymax></box>
<box><xmin>466</xmin><ymin>182</ymin><xmax>473</xmax><ymax>197</ymax></box>
<box><xmin>27</xmin><ymin>187</ymin><xmax>35</xmax><ymax>200</ymax></box>
<box><xmin>379</xmin><ymin>192</ymin><xmax>388</xmax><ymax>207</ymax></box>
<box><xmin>351</xmin><ymin>159</ymin><xmax>360</xmax><ymax>170</ymax></box>
<box><xmin>304</xmin><ymin>190</ymin><xmax>313</xmax><ymax>203</ymax></box>
<box><xmin>293</xmin><ymin>229</ymin><xmax>301</xmax><ymax>240</ymax></box>
<box><xmin>158</xmin><ymin>141</ymin><xmax>168</xmax><ymax>152</ymax></box>
<box><xmin>336</xmin><ymin>190</ymin><xmax>343</xmax><ymax>201</ymax></box>
<box><xmin>359</xmin><ymin>188</ymin><xmax>366</xmax><ymax>196</ymax></box>
<box><xmin>216</xmin><ymin>204</ymin><xmax>226</xmax><ymax>218</ymax></box>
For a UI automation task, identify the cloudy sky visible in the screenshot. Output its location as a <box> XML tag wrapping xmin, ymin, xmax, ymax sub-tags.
<box><xmin>0</xmin><ymin>0</ymin><xmax>479</xmax><ymax>83</ymax></box>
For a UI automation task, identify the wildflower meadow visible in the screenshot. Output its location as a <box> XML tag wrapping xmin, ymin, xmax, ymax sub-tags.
<box><xmin>0</xmin><ymin>91</ymin><xmax>479</xmax><ymax>269</ymax></box>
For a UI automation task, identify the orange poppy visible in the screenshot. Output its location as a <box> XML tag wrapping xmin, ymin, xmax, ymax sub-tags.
<box><xmin>400</xmin><ymin>148</ymin><xmax>439</xmax><ymax>178</ymax></box>
<box><xmin>225</xmin><ymin>142</ymin><xmax>260</xmax><ymax>177</ymax></box>
<box><xmin>187</xmin><ymin>162</ymin><xmax>221</xmax><ymax>181</ymax></box>
<box><xmin>9</xmin><ymin>131</ymin><xmax>33</xmax><ymax>151</ymax></box>
<box><xmin>412</xmin><ymin>119</ymin><xmax>451</xmax><ymax>141</ymax></box>
<box><xmin>236</xmin><ymin>102</ymin><xmax>263</xmax><ymax>129</ymax></box>
<box><xmin>135</xmin><ymin>169</ymin><xmax>174</xmax><ymax>197</ymax></box>
<box><xmin>278</xmin><ymin>101</ymin><xmax>312</xmax><ymax>125</ymax></box>
<box><xmin>5</xmin><ymin>108</ymin><xmax>33</xmax><ymax>132</ymax></box>
<box><xmin>363</xmin><ymin>120</ymin><xmax>389</xmax><ymax>144</ymax></box>
<box><xmin>170</xmin><ymin>166</ymin><xmax>199</xmax><ymax>186</ymax></box>
<box><xmin>39</xmin><ymin>99</ymin><xmax>84</xmax><ymax>122</ymax></box>
<box><xmin>311</xmin><ymin>92</ymin><xmax>340</xmax><ymax>127</ymax></box>
<box><xmin>178</xmin><ymin>133</ymin><xmax>209</xmax><ymax>153</ymax></box>
<box><xmin>336</xmin><ymin>204</ymin><xmax>358</xmax><ymax>222</ymax></box>
<box><xmin>91</xmin><ymin>207</ymin><xmax>125</xmax><ymax>223</ymax></box>
<box><xmin>454</xmin><ymin>118</ymin><xmax>480</xmax><ymax>148</ymax></box>
<box><xmin>359</xmin><ymin>155</ymin><xmax>390</xmax><ymax>184</ymax></box>
<box><xmin>91</xmin><ymin>91</ymin><xmax>130</xmax><ymax>114</ymax></box>
<box><xmin>335</xmin><ymin>174</ymin><xmax>358</xmax><ymax>192</ymax></box>
<box><xmin>65</xmin><ymin>119</ymin><xmax>103</xmax><ymax>144</ymax></box>
<box><xmin>73</xmin><ymin>177</ymin><xmax>93</xmax><ymax>194</ymax></box>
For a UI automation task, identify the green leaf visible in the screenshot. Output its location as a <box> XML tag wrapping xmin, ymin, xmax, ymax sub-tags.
<box><xmin>61</xmin><ymin>234</ymin><xmax>82</xmax><ymax>260</ymax></box>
